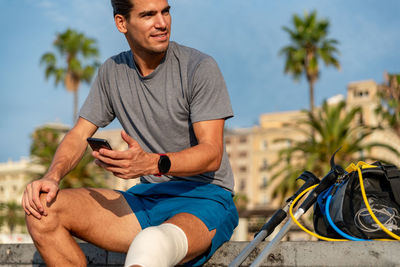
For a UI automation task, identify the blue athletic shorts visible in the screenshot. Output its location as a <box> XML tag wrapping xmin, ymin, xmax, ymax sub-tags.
<box><xmin>119</xmin><ymin>180</ymin><xmax>239</xmax><ymax>266</ymax></box>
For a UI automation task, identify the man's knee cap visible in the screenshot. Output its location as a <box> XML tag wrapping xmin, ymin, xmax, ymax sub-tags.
<box><xmin>124</xmin><ymin>223</ymin><xmax>188</xmax><ymax>267</ymax></box>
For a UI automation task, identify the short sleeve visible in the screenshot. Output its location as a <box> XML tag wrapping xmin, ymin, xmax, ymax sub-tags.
<box><xmin>189</xmin><ymin>57</ymin><xmax>233</xmax><ymax>123</ymax></box>
<box><xmin>79</xmin><ymin>60</ymin><xmax>115</xmax><ymax>127</ymax></box>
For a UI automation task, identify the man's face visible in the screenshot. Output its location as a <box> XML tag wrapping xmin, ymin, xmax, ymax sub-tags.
<box><xmin>123</xmin><ymin>0</ymin><xmax>171</xmax><ymax>56</ymax></box>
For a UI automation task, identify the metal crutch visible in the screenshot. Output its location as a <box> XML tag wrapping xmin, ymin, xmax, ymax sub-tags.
<box><xmin>249</xmin><ymin>151</ymin><xmax>344</xmax><ymax>267</ymax></box>
<box><xmin>229</xmin><ymin>171</ymin><xmax>319</xmax><ymax>267</ymax></box>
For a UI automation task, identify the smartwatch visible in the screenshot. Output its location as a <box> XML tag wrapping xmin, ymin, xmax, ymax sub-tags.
<box><xmin>156</xmin><ymin>154</ymin><xmax>171</xmax><ymax>176</ymax></box>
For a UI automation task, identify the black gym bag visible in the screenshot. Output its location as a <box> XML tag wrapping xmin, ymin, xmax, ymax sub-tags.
<box><xmin>313</xmin><ymin>162</ymin><xmax>400</xmax><ymax>239</ymax></box>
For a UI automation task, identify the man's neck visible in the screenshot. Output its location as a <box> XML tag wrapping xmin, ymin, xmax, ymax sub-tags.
<box><xmin>132</xmin><ymin>49</ymin><xmax>166</xmax><ymax>77</ymax></box>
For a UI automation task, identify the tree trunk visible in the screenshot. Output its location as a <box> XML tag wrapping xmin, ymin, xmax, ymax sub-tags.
<box><xmin>73</xmin><ymin>89</ymin><xmax>78</xmax><ymax>123</ymax></box>
<box><xmin>308</xmin><ymin>79</ymin><xmax>316</xmax><ymax>138</ymax></box>
<box><xmin>309</xmin><ymin>79</ymin><xmax>315</xmax><ymax>114</ymax></box>
<box><xmin>304</xmin><ymin>50</ymin><xmax>316</xmax><ymax>114</ymax></box>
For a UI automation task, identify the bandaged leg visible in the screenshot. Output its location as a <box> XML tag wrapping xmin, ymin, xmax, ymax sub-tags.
<box><xmin>124</xmin><ymin>223</ymin><xmax>188</xmax><ymax>267</ymax></box>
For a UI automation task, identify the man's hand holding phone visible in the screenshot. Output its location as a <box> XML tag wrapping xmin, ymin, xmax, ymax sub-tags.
<box><xmin>88</xmin><ymin>131</ymin><xmax>159</xmax><ymax>179</ymax></box>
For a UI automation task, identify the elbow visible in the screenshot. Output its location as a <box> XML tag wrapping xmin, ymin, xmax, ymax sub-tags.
<box><xmin>207</xmin><ymin>150</ymin><xmax>223</xmax><ymax>173</ymax></box>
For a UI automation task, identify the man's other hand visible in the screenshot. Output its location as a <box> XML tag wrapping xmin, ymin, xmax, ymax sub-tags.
<box><xmin>22</xmin><ymin>177</ymin><xmax>59</xmax><ymax>219</ymax></box>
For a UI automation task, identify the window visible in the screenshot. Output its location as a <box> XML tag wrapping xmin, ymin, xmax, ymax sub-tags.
<box><xmin>262</xmin><ymin>194</ymin><xmax>269</xmax><ymax>204</ymax></box>
<box><xmin>261</xmin><ymin>176</ymin><xmax>268</xmax><ymax>188</ymax></box>
<box><xmin>240</xmin><ymin>179</ymin><xmax>246</xmax><ymax>191</ymax></box>
<box><xmin>260</xmin><ymin>159</ymin><xmax>268</xmax><ymax>171</ymax></box>
<box><xmin>354</xmin><ymin>89</ymin><xmax>370</xmax><ymax>98</ymax></box>
<box><xmin>261</xmin><ymin>140</ymin><xmax>267</xmax><ymax>150</ymax></box>
<box><xmin>239</xmin><ymin>151</ymin><xmax>247</xmax><ymax>157</ymax></box>
<box><xmin>239</xmin><ymin>137</ymin><xmax>247</xmax><ymax>143</ymax></box>
<box><xmin>239</xmin><ymin>166</ymin><xmax>247</xmax><ymax>172</ymax></box>
<box><xmin>262</xmin><ymin>159</ymin><xmax>268</xmax><ymax>168</ymax></box>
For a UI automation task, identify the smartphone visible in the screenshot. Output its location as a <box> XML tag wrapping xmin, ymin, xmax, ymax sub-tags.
<box><xmin>87</xmin><ymin>137</ymin><xmax>113</xmax><ymax>151</ymax></box>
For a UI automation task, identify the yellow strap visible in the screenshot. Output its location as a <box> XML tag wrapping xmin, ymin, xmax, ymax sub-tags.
<box><xmin>345</xmin><ymin>161</ymin><xmax>377</xmax><ymax>173</ymax></box>
<box><xmin>289</xmin><ymin>184</ymin><xmax>347</xmax><ymax>241</ymax></box>
<box><xmin>357</xmin><ymin>166</ymin><xmax>400</xmax><ymax>240</ymax></box>
<box><xmin>347</xmin><ymin>161</ymin><xmax>400</xmax><ymax>239</ymax></box>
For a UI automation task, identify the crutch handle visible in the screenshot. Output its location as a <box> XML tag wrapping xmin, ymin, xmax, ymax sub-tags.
<box><xmin>286</xmin><ymin>171</ymin><xmax>320</xmax><ymax>203</ymax></box>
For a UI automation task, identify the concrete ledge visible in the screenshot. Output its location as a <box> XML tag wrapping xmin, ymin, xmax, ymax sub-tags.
<box><xmin>1</xmin><ymin>241</ymin><xmax>400</xmax><ymax>266</ymax></box>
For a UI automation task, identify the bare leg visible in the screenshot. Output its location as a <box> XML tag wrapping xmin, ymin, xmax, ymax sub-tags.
<box><xmin>25</xmin><ymin>188</ymin><xmax>141</xmax><ymax>267</ymax></box>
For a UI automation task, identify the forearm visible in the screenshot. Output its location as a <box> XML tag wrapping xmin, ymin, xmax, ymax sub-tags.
<box><xmin>44</xmin><ymin>131</ymin><xmax>88</xmax><ymax>182</ymax></box>
<box><xmin>44</xmin><ymin>118</ymin><xmax>97</xmax><ymax>183</ymax></box>
<box><xmin>164</xmin><ymin>119</ymin><xmax>224</xmax><ymax>177</ymax></box>
<box><xmin>166</xmin><ymin>142</ymin><xmax>223</xmax><ymax>177</ymax></box>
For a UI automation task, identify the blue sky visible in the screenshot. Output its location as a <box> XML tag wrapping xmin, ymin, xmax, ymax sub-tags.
<box><xmin>1</xmin><ymin>0</ymin><xmax>400</xmax><ymax>162</ymax></box>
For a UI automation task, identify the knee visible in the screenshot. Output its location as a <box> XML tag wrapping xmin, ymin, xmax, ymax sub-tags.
<box><xmin>124</xmin><ymin>223</ymin><xmax>188</xmax><ymax>267</ymax></box>
<box><xmin>25</xmin><ymin>193</ymin><xmax>60</xmax><ymax>237</ymax></box>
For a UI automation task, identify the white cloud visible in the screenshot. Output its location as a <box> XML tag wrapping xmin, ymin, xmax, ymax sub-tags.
<box><xmin>25</xmin><ymin>0</ymin><xmax>69</xmax><ymax>24</ymax></box>
<box><xmin>37</xmin><ymin>0</ymin><xmax>54</xmax><ymax>9</ymax></box>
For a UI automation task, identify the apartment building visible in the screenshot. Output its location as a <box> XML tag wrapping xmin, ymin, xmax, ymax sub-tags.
<box><xmin>347</xmin><ymin>80</ymin><xmax>400</xmax><ymax>167</ymax></box>
<box><xmin>0</xmin><ymin>159</ymin><xmax>45</xmax><ymax>204</ymax></box>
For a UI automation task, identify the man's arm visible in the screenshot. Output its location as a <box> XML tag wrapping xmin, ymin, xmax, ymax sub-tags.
<box><xmin>22</xmin><ymin>118</ymin><xmax>98</xmax><ymax>219</ymax></box>
<box><xmin>92</xmin><ymin>119</ymin><xmax>225</xmax><ymax>179</ymax></box>
<box><xmin>168</xmin><ymin>119</ymin><xmax>224</xmax><ymax>176</ymax></box>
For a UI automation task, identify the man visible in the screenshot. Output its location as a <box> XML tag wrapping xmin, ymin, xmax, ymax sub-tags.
<box><xmin>22</xmin><ymin>0</ymin><xmax>238</xmax><ymax>266</ymax></box>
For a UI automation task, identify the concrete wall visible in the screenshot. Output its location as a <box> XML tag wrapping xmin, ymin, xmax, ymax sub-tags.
<box><xmin>1</xmin><ymin>241</ymin><xmax>400</xmax><ymax>266</ymax></box>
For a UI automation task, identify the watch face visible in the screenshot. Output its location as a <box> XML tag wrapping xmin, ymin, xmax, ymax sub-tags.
<box><xmin>159</xmin><ymin>155</ymin><xmax>171</xmax><ymax>174</ymax></box>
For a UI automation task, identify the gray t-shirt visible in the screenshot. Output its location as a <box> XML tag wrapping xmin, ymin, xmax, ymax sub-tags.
<box><xmin>80</xmin><ymin>41</ymin><xmax>234</xmax><ymax>192</ymax></box>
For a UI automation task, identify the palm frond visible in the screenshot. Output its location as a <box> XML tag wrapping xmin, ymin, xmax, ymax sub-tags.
<box><xmin>269</xmin><ymin>99</ymin><xmax>399</xmax><ymax>202</ymax></box>
<box><xmin>280</xmin><ymin>10</ymin><xmax>340</xmax><ymax>111</ymax></box>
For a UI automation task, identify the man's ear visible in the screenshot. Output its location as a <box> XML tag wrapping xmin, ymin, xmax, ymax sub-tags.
<box><xmin>115</xmin><ymin>14</ymin><xmax>128</xmax><ymax>34</ymax></box>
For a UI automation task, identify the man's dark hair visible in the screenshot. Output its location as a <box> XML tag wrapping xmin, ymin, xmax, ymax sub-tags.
<box><xmin>111</xmin><ymin>0</ymin><xmax>134</xmax><ymax>19</ymax></box>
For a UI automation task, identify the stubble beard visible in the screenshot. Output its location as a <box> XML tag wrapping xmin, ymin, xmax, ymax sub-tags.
<box><xmin>146</xmin><ymin>40</ymin><xmax>169</xmax><ymax>55</ymax></box>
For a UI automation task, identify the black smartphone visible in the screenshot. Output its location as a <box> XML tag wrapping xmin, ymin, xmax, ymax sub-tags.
<box><xmin>87</xmin><ymin>137</ymin><xmax>113</xmax><ymax>151</ymax></box>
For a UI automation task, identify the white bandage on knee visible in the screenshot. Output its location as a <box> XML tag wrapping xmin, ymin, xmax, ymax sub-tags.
<box><xmin>124</xmin><ymin>223</ymin><xmax>188</xmax><ymax>267</ymax></box>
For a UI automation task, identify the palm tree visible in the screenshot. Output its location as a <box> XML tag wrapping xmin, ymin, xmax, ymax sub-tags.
<box><xmin>0</xmin><ymin>202</ymin><xmax>26</xmax><ymax>235</ymax></box>
<box><xmin>30</xmin><ymin>126</ymin><xmax>61</xmax><ymax>169</ymax></box>
<box><xmin>233</xmin><ymin>193</ymin><xmax>249</xmax><ymax>212</ymax></box>
<box><xmin>40</xmin><ymin>28</ymin><xmax>100</xmax><ymax>122</ymax></box>
<box><xmin>30</xmin><ymin>126</ymin><xmax>108</xmax><ymax>189</ymax></box>
<box><xmin>376</xmin><ymin>71</ymin><xmax>400</xmax><ymax>136</ymax></box>
<box><xmin>59</xmin><ymin>151</ymin><xmax>109</xmax><ymax>189</ymax></box>
<box><xmin>280</xmin><ymin>10</ymin><xmax>340</xmax><ymax>114</ymax></box>
<box><xmin>269</xmin><ymin>100</ymin><xmax>399</xmax><ymax>203</ymax></box>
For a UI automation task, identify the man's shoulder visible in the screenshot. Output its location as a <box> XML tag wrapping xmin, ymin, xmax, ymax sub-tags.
<box><xmin>108</xmin><ymin>50</ymin><xmax>132</xmax><ymax>65</ymax></box>
<box><xmin>169</xmin><ymin>41</ymin><xmax>218</xmax><ymax>70</ymax></box>
<box><xmin>100</xmin><ymin>50</ymin><xmax>132</xmax><ymax>69</ymax></box>
<box><xmin>171</xmin><ymin>42</ymin><xmax>214</xmax><ymax>60</ymax></box>
<box><xmin>96</xmin><ymin>51</ymin><xmax>133</xmax><ymax>77</ymax></box>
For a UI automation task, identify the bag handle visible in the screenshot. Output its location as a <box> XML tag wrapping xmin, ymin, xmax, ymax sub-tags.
<box><xmin>381</xmin><ymin>164</ymin><xmax>400</xmax><ymax>205</ymax></box>
<box><xmin>346</xmin><ymin>161</ymin><xmax>400</xmax><ymax>205</ymax></box>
